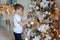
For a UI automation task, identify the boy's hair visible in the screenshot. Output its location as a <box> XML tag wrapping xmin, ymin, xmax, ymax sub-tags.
<box><xmin>14</xmin><ymin>4</ymin><xmax>24</xmax><ymax>10</ymax></box>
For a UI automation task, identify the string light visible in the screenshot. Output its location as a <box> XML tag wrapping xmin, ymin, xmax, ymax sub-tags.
<box><xmin>58</xmin><ymin>35</ymin><xmax>60</xmax><ymax>38</ymax></box>
<box><xmin>0</xmin><ymin>4</ymin><xmax>15</xmax><ymax>15</ymax></box>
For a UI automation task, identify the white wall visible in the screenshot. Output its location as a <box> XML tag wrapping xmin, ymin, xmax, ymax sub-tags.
<box><xmin>1</xmin><ymin>14</ymin><xmax>14</xmax><ymax>32</ymax></box>
<box><xmin>17</xmin><ymin>0</ymin><xmax>31</xmax><ymax>8</ymax></box>
<box><xmin>0</xmin><ymin>0</ymin><xmax>7</xmax><ymax>4</ymax></box>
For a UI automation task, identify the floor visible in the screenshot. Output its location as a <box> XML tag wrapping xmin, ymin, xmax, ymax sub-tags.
<box><xmin>0</xmin><ymin>27</ymin><xmax>14</xmax><ymax>40</ymax></box>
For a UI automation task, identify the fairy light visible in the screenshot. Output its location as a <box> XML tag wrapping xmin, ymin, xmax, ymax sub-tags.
<box><xmin>58</xmin><ymin>35</ymin><xmax>60</xmax><ymax>38</ymax></box>
<box><xmin>48</xmin><ymin>12</ymin><xmax>51</xmax><ymax>15</ymax></box>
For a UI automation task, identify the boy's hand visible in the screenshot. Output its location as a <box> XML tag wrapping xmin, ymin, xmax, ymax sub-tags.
<box><xmin>27</xmin><ymin>18</ymin><xmax>32</xmax><ymax>22</ymax></box>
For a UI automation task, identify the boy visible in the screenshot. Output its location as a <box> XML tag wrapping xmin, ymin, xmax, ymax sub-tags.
<box><xmin>13</xmin><ymin>4</ymin><xmax>31</xmax><ymax>40</ymax></box>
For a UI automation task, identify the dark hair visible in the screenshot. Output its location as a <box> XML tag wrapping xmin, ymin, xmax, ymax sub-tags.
<box><xmin>14</xmin><ymin>4</ymin><xmax>24</xmax><ymax>10</ymax></box>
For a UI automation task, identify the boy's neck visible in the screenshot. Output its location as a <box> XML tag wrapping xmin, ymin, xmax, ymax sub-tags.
<box><xmin>15</xmin><ymin>12</ymin><xmax>19</xmax><ymax>14</ymax></box>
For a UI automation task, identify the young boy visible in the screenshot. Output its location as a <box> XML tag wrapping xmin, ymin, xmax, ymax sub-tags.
<box><xmin>13</xmin><ymin>4</ymin><xmax>31</xmax><ymax>40</ymax></box>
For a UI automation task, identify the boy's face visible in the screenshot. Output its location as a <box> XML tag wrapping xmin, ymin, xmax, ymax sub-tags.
<box><xmin>17</xmin><ymin>8</ymin><xmax>24</xmax><ymax>14</ymax></box>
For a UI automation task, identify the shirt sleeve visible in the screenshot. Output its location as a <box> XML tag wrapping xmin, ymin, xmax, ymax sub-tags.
<box><xmin>14</xmin><ymin>15</ymin><xmax>21</xmax><ymax>22</ymax></box>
